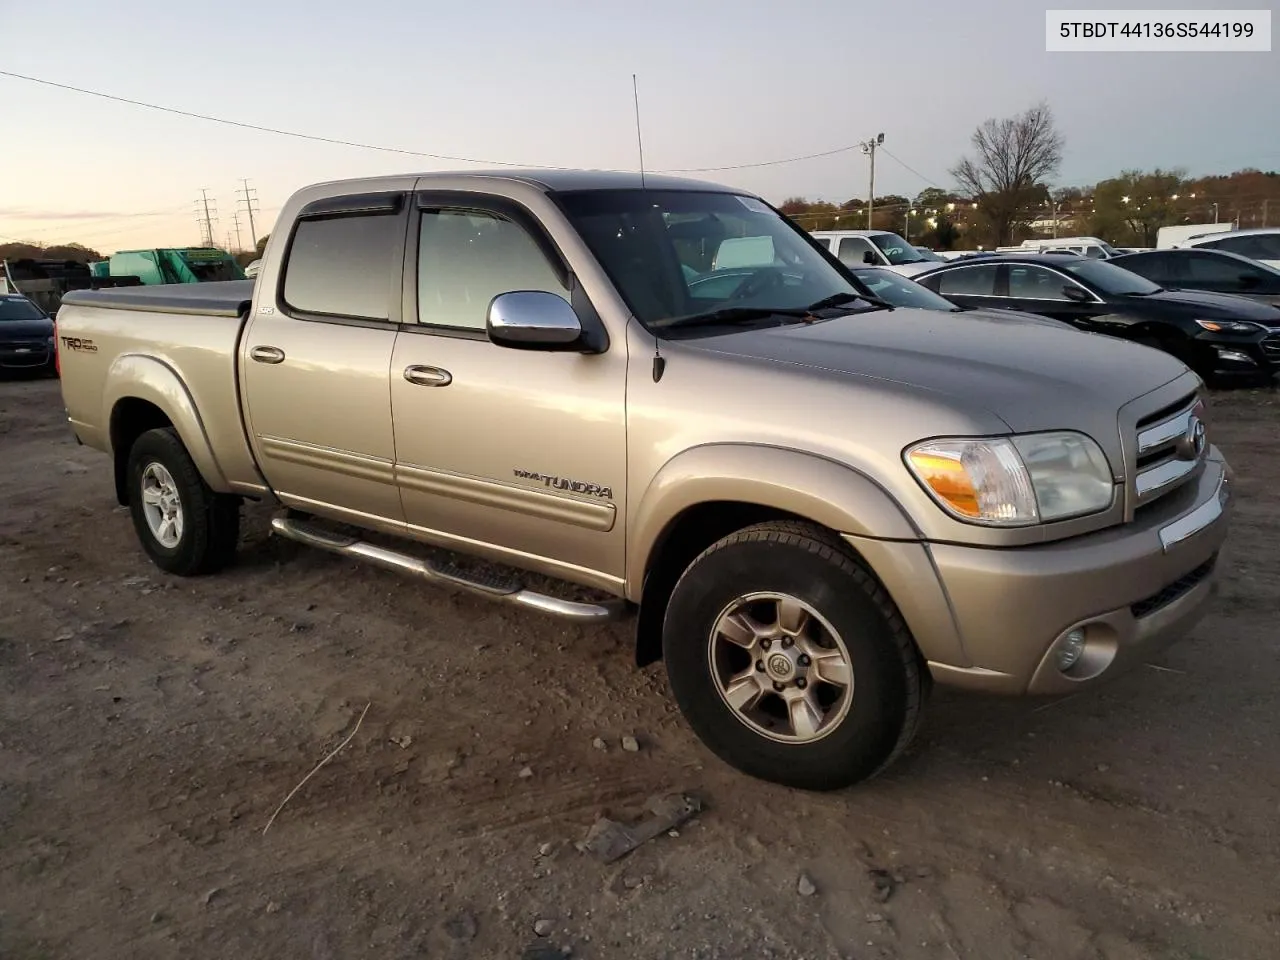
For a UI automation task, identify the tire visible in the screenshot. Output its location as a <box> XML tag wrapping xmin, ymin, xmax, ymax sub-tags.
<box><xmin>662</xmin><ymin>521</ymin><xmax>925</xmax><ymax>791</ymax></box>
<box><xmin>126</xmin><ymin>427</ymin><xmax>240</xmax><ymax>576</ymax></box>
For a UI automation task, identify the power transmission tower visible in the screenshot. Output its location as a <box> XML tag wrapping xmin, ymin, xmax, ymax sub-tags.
<box><xmin>859</xmin><ymin>133</ymin><xmax>884</xmax><ymax>229</ymax></box>
<box><xmin>195</xmin><ymin>189</ymin><xmax>218</xmax><ymax>247</ymax></box>
<box><xmin>237</xmin><ymin>178</ymin><xmax>261</xmax><ymax>247</ymax></box>
<box><xmin>231</xmin><ymin>212</ymin><xmax>244</xmax><ymax>253</ymax></box>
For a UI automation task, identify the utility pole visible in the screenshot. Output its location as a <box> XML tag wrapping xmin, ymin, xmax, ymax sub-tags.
<box><xmin>237</xmin><ymin>178</ymin><xmax>261</xmax><ymax>247</ymax></box>
<box><xmin>860</xmin><ymin>132</ymin><xmax>884</xmax><ymax>229</ymax></box>
<box><xmin>195</xmin><ymin>189</ymin><xmax>218</xmax><ymax>247</ymax></box>
<box><xmin>231</xmin><ymin>212</ymin><xmax>244</xmax><ymax>253</ymax></box>
<box><xmin>1212</xmin><ymin>202</ymin><xmax>1219</xmax><ymax>223</ymax></box>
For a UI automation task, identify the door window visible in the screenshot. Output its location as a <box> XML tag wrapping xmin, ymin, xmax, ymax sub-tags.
<box><xmin>1185</xmin><ymin>252</ymin><xmax>1264</xmax><ymax>285</ymax></box>
<box><xmin>1207</xmin><ymin>234</ymin><xmax>1280</xmax><ymax>261</ymax></box>
<box><xmin>283</xmin><ymin>213</ymin><xmax>399</xmax><ymax>320</ymax></box>
<box><xmin>416</xmin><ymin>209</ymin><xmax>568</xmax><ymax>330</ymax></box>
<box><xmin>930</xmin><ymin>264</ymin><xmax>998</xmax><ymax>296</ymax></box>
<box><xmin>1008</xmin><ymin>265</ymin><xmax>1077</xmax><ymax>300</ymax></box>
<box><xmin>836</xmin><ymin>236</ymin><xmax>878</xmax><ymax>267</ymax></box>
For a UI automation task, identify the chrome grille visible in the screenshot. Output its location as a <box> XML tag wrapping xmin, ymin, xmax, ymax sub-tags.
<box><xmin>1132</xmin><ymin>392</ymin><xmax>1205</xmax><ymax>509</ymax></box>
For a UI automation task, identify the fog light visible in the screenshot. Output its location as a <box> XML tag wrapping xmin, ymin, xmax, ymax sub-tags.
<box><xmin>1056</xmin><ymin>629</ymin><xmax>1086</xmax><ymax>671</ymax></box>
<box><xmin>1215</xmin><ymin>348</ymin><xmax>1254</xmax><ymax>365</ymax></box>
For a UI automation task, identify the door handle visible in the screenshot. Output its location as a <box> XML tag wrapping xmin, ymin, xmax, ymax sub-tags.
<box><xmin>403</xmin><ymin>365</ymin><xmax>452</xmax><ymax>387</ymax></box>
<box><xmin>250</xmin><ymin>345</ymin><xmax>286</xmax><ymax>364</ymax></box>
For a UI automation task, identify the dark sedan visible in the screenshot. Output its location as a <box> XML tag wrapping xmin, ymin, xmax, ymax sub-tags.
<box><xmin>849</xmin><ymin>267</ymin><xmax>1073</xmax><ymax>329</ymax></box>
<box><xmin>914</xmin><ymin>254</ymin><xmax>1280</xmax><ymax>382</ymax></box>
<box><xmin>1110</xmin><ymin>248</ymin><xmax>1280</xmax><ymax>307</ymax></box>
<box><xmin>0</xmin><ymin>294</ymin><xmax>56</xmax><ymax>375</ymax></box>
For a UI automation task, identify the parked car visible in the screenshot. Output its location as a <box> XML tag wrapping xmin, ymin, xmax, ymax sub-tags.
<box><xmin>1182</xmin><ymin>228</ymin><xmax>1280</xmax><ymax>269</ymax></box>
<box><xmin>1111</xmin><ymin>248</ymin><xmax>1280</xmax><ymax>307</ymax></box>
<box><xmin>808</xmin><ymin>230</ymin><xmax>942</xmax><ymax>277</ymax></box>
<box><xmin>57</xmin><ymin>170</ymin><xmax>1230</xmax><ymax>791</ymax></box>
<box><xmin>914</xmin><ymin>254</ymin><xmax>1280</xmax><ymax>382</ymax></box>
<box><xmin>0</xmin><ymin>293</ymin><xmax>57</xmax><ymax>376</ymax></box>
<box><xmin>849</xmin><ymin>267</ymin><xmax>1071</xmax><ymax>329</ymax></box>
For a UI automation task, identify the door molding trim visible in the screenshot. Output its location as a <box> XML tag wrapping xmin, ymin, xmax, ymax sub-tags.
<box><xmin>396</xmin><ymin>462</ymin><xmax>617</xmax><ymax>532</ymax></box>
<box><xmin>259</xmin><ymin>435</ymin><xmax>396</xmax><ymax>485</ymax></box>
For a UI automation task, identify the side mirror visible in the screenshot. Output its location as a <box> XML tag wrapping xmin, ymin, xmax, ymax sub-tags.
<box><xmin>1062</xmin><ymin>285</ymin><xmax>1092</xmax><ymax>303</ymax></box>
<box><xmin>862</xmin><ymin>251</ymin><xmax>878</xmax><ymax>265</ymax></box>
<box><xmin>487</xmin><ymin>291</ymin><xmax>584</xmax><ymax>350</ymax></box>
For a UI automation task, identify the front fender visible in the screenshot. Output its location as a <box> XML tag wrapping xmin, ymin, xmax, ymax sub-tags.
<box><xmin>626</xmin><ymin>443</ymin><xmax>921</xmax><ymax>599</ymax></box>
<box><xmin>104</xmin><ymin>354</ymin><xmax>230</xmax><ymax>491</ymax></box>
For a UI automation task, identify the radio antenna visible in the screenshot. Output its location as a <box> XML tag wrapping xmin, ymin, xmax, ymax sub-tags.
<box><xmin>632</xmin><ymin>73</ymin><xmax>646</xmax><ymax>188</ymax></box>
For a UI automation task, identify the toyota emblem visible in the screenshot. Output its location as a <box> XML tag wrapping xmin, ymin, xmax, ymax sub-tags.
<box><xmin>1176</xmin><ymin>416</ymin><xmax>1207</xmax><ymax>461</ymax></box>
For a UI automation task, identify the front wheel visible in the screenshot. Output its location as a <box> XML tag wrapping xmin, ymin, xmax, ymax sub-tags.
<box><xmin>127</xmin><ymin>427</ymin><xmax>240</xmax><ymax>576</ymax></box>
<box><xmin>662</xmin><ymin>521</ymin><xmax>926</xmax><ymax>791</ymax></box>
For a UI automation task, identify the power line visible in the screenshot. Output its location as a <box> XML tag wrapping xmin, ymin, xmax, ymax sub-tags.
<box><xmin>878</xmin><ymin>147</ymin><xmax>946</xmax><ymax>189</ymax></box>
<box><xmin>0</xmin><ymin>68</ymin><xmax>925</xmax><ymax>178</ymax></box>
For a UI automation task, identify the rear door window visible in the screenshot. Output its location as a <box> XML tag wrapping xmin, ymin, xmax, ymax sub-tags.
<box><xmin>283</xmin><ymin>213</ymin><xmax>400</xmax><ymax>320</ymax></box>
<box><xmin>929</xmin><ymin>264</ymin><xmax>999</xmax><ymax>296</ymax></box>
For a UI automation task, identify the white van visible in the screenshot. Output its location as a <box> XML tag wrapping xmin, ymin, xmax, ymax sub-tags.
<box><xmin>808</xmin><ymin>230</ymin><xmax>946</xmax><ymax>277</ymax></box>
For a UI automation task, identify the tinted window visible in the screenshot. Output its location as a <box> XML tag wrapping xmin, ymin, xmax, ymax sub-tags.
<box><xmin>932</xmin><ymin>264</ymin><xmax>998</xmax><ymax>296</ymax></box>
<box><xmin>283</xmin><ymin>214</ymin><xmax>398</xmax><ymax>320</ymax></box>
<box><xmin>1210</xmin><ymin>234</ymin><xmax>1280</xmax><ymax>260</ymax></box>
<box><xmin>0</xmin><ymin>295</ymin><xmax>46</xmax><ymax>321</ymax></box>
<box><xmin>837</xmin><ymin>236</ymin><xmax>877</xmax><ymax>266</ymax></box>
<box><xmin>1185</xmin><ymin>252</ymin><xmax>1263</xmax><ymax>284</ymax></box>
<box><xmin>1059</xmin><ymin>259</ymin><xmax>1161</xmax><ymax>296</ymax></box>
<box><xmin>1008</xmin><ymin>265</ymin><xmax>1076</xmax><ymax>300</ymax></box>
<box><xmin>417</xmin><ymin>209</ymin><xmax>566</xmax><ymax>330</ymax></box>
<box><xmin>1115</xmin><ymin>253</ymin><xmax>1175</xmax><ymax>284</ymax></box>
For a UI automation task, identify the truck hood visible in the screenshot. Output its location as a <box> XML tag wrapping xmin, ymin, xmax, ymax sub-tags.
<box><xmin>683</xmin><ymin>307</ymin><xmax>1188</xmax><ymax>433</ymax></box>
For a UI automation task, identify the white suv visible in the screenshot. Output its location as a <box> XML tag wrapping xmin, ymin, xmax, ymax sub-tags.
<box><xmin>1184</xmin><ymin>229</ymin><xmax>1280</xmax><ymax>269</ymax></box>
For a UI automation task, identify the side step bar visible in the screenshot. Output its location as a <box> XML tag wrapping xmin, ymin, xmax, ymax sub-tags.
<box><xmin>270</xmin><ymin>515</ymin><xmax>628</xmax><ymax>624</ymax></box>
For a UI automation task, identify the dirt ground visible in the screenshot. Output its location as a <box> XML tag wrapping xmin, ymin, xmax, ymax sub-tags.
<box><xmin>1</xmin><ymin>375</ymin><xmax>1278</xmax><ymax>960</ymax></box>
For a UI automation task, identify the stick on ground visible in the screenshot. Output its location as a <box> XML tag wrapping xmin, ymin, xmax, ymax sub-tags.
<box><xmin>262</xmin><ymin>702</ymin><xmax>371</xmax><ymax>836</ymax></box>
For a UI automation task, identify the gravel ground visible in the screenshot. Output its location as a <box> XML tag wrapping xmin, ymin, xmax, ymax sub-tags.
<box><xmin>2</xmin><ymin>375</ymin><xmax>1278</xmax><ymax>960</ymax></box>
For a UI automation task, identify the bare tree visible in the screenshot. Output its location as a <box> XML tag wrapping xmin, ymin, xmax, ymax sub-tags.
<box><xmin>951</xmin><ymin>102</ymin><xmax>1065</xmax><ymax>246</ymax></box>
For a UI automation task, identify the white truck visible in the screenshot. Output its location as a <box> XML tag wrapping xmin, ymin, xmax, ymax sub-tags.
<box><xmin>1157</xmin><ymin>223</ymin><xmax>1235</xmax><ymax>249</ymax></box>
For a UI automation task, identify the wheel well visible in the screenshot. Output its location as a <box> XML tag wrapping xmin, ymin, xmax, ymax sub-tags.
<box><xmin>110</xmin><ymin>399</ymin><xmax>172</xmax><ymax>505</ymax></box>
<box><xmin>634</xmin><ymin>501</ymin><xmax>811</xmax><ymax>667</ymax></box>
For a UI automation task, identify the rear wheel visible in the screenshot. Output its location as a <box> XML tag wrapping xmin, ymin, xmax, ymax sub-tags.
<box><xmin>662</xmin><ymin>521</ymin><xmax>925</xmax><ymax>791</ymax></box>
<box><xmin>127</xmin><ymin>427</ymin><xmax>240</xmax><ymax>576</ymax></box>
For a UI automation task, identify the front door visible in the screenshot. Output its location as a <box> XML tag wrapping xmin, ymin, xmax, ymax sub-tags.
<box><xmin>240</xmin><ymin>189</ymin><xmax>410</xmax><ymax>526</ymax></box>
<box><xmin>388</xmin><ymin>193</ymin><xmax>627</xmax><ymax>585</ymax></box>
<box><xmin>1003</xmin><ymin>263</ymin><xmax>1104</xmax><ymax>329</ymax></box>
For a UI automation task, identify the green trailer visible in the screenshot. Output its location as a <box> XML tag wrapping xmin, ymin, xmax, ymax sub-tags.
<box><xmin>89</xmin><ymin>247</ymin><xmax>245</xmax><ymax>285</ymax></box>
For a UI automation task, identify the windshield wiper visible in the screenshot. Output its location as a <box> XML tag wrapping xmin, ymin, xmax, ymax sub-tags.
<box><xmin>661</xmin><ymin>293</ymin><xmax>891</xmax><ymax>331</ymax></box>
<box><xmin>808</xmin><ymin>291</ymin><xmax>895</xmax><ymax>311</ymax></box>
<box><xmin>660</xmin><ymin>306</ymin><xmax>814</xmax><ymax>330</ymax></box>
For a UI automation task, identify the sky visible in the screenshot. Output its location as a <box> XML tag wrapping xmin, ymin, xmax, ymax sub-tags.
<box><xmin>1</xmin><ymin>0</ymin><xmax>1275</xmax><ymax>253</ymax></box>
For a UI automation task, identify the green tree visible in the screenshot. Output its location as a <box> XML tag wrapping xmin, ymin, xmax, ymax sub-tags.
<box><xmin>1089</xmin><ymin>169</ymin><xmax>1186</xmax><ymax>245</ymax></box>
<box><xmin>951</xmin><ymin>101</ymin><xmax>1065</xmax><ymax>246</ymax></box>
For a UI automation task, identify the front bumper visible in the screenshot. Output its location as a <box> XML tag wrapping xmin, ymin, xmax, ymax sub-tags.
<box><xmin>1190</xmin><ymin>330</ymin><xmax>1277</xmax><ymax>375</ymax></box>
<box><xmin>0</xmin><ymin>345</ymin><xmax>53</xmax><ymax>368</ymax></box>
<box><xmin>856</xmin><ymin>451</ymin><xmax>1230</xmax><ymax>696</ymax></box>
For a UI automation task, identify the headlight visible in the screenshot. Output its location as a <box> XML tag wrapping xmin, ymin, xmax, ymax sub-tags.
<box><xmin>1195</xmin><ymin>318</ymin><xmax>1262</xmax><ymax>334</ymax></box>
<box><xmin>905</xmin><ymin>431</ymin><xmax>1114</xmax><ymax>526</ymax></box>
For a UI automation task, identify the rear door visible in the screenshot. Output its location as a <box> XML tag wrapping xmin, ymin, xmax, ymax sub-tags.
<box><xmin>240</xmin><ymin>188</ymin><xmax>410</xmax><ymax>526</ymax></box>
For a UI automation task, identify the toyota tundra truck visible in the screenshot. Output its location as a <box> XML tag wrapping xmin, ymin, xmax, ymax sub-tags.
<box><xmin>55</xmin><ymin>170</ymin><xmax>1231</xmax><ymax>790</ymax></box>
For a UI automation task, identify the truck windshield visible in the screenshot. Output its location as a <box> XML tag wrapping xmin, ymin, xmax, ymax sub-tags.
<box><xmin>0</xmin><ymin>295</ymin><xmax>46</xmax><ymax>321</ymax></box>
<box><xmin>869</xmin><ymin>233</ymin><xmax>929</xmax><ymax>265</ymax></box>
<box><xmin>556</xmin><ymin>189</ymin><xmax>871</xmax><ymax>330</ymax></box>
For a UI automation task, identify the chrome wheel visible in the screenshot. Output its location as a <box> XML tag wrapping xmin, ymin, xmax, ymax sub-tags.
<box><xmin>707</xmin><ymin>592</ymin><xmax>854</xmax><ymax>743</ymax></box>
<box><xmin>139</xmin><ymin>462</ymin><xmax>183</xmax><ymax>549</ymax></box>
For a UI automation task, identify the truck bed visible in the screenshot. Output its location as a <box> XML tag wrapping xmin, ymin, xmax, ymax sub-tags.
<box><xmin>60</xmin><ymin>279</ymin><xmax>255</xmax><ymax>317</ymax></box>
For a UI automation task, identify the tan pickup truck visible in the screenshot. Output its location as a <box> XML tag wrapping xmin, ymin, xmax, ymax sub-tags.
<box><xmin>56</xmin><ymin>170</ymin><xmax>1231</xmax><ymax>790</ymax></box>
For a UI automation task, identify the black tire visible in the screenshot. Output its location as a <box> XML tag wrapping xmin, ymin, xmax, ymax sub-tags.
<box><xmin>126</xmin><ymin>427</ymin><xmax>240</xmax><ymax>576</ymax></box>
<box><xmin>662</xmin><ymin>521</ymin><xmax>925</xmax><ymax>791</ymax></box>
